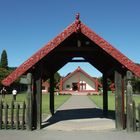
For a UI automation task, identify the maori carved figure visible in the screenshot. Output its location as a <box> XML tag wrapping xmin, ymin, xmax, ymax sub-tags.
<box><xmin>75</xmin><ymin>13</ymin><xmax>81</xmax><ymax>32</ymax></box>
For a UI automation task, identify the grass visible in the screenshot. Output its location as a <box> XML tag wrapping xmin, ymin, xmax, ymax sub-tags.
<box><xmin>89</xmin><ymin>92</ymin><xmax>140</xmax><ymax>119</ymax></box>
<box><xmin>0</xmin><ymin>92</ymin><xmax>70</xmax><ymax>119</ymax></box>
<box><xmin>89</xmin><ymin>94</ymin><xmax>115</xmax><ymax>110</ymax></box>
<box><xmin>42</xmin><ymin>93</ymin><xmax>70</xmax><ymax>118</ymax></box>
<box><xmin>89</xmin><ymin>93</ymin><xmax>140</xmax><ymax>110</ymax></box>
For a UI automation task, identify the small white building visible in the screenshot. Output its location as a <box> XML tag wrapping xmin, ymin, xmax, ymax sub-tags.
<box><xmin>59</xmin><ymin>67</ymin><xmax>101</xmax><ymax>95</ymax></box>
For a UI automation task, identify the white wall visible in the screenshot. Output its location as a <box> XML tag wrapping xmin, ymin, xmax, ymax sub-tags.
<box><xmin>79</xmin><ymin>72</ymin><xmax>95</xmax><ymax>90</ymax></box>
<box><xmin>63</xmin><ymin>73</ymin><xmax>78</xmax><ymax>90</ymax></box>
<box><xmin>63</xmin><ymin>72</ymin><xmax>95</xmax><ymax>91</ymax></box>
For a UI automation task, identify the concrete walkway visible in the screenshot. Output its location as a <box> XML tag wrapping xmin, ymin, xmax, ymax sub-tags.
<box><xmin>1</xmin><ymin>96</ymin><xmax>140</xmax><ymax>140</ymax></box>
<box><xmin>43</xmin><ymin>95</ymin><xmax>115</xmax><ymax>131</ymax></box>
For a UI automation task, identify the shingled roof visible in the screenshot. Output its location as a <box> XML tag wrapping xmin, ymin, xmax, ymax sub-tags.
<box><xmin>2</xmin><ymin>14</ymin><xmax>140</xmax><ymax>86</ymax></box>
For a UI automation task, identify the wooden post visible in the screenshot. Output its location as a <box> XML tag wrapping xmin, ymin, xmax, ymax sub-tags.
<box><xmin>50</xmin><ymin>73</ymin><xmax>54</xmax><ymax>115</ymax></box>
<box><xmin>115</xmin><ymin>71</ymin><xmax>124</xmax><ymax>130</ymax></box>
<box><xmin>4</xmin><ymin>103</ymin><xmax>8</xmax><ymax>129</ymax></box>
<box><xmin>34</xmin><ymin>66</ymin><xmax>42</xmax><ymax>130</ymax></box>
<box><xmin>127</xmin><ymin>102</ymin><xmax>133</xmax><ymax>132</ymax></box>
<box><xmin>103</xmin><ymin>73</ymin><xmax>108</xmax><ymax>116</ymax></box>
<box><xmin>22</xmin><ymin>101</ymin><xmax>26</xmax><ymax>130</ymax></box>
<box><xmin>26</xmin><ymin>73</ymin><xmax>33</xmax><ymax>130</ymax></box>
<box><xmin>0</xmin><ymin>100</ymin><xmax>3</xmax><ymax>129</ymax></box>
<box><xmin>16</xmin><ymin>103</ymin><xmax>20</xmax><ymax>130</ymax></box>
<box><xmin>11</xmin><ymin>100</ymin><xmax>14</xmax><ymax>129</ymax></box>
<box><xmin>121</xmin><ymin>77</ymin><xmax>125</xmax><ymax>128</ymax></box>
<box><xmin>36</xmin><ymin>75</ymin><xmax>42</xmax><ymax>130</ymax></box>
<box><xmin>126</xmin><ymin>71</ymin><xmax>133</xmax><ymax>132</ymax></box>
<box><xmin>132</xmin><ymin>101</ymin><xmax>136</xmax><ymax>131</ymax></box>
<box><xmin>138</xmin><ymin>103</ymin><xmax>140</xmax><ymax>131</ymax></box>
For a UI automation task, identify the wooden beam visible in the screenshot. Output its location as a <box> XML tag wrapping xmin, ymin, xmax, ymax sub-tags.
<box><xmin>106</xmin><ymin>66</ymin><xmax>117</xmax><ymax>77</ymax></box>
<box><xmin>56</xmin><ymin>46</ymin><xmax>98</xmax><ymax>52</ymax></box>
<box><xmin>103</xmin><ymin>73</ymin><xmax>108</xmax><ymax>116</ymax></box>
<box><xmin>69</xmin><ymin>59</ymin><xmax>87</xmax><ymax>62</ymax></box>
<box><xmin>33</xmin><ymin>66</ymin><xmax>42</xmax><ymax>130</ymax></box>
<box><xmin>50</xmin><ymin>73</ymin><xmax>54</xmax><ymax>115</ymax></box>
<box><xmin>115</xmin><ymin>71</ymin><xmax>124</xmax><ymax>130</ymax></box>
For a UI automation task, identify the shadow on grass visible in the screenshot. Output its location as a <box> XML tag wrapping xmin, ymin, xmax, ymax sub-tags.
<box><xmin>42</xmin><ymin>108</ymin><xmax>115</xmax><ymax>129</ymax></box>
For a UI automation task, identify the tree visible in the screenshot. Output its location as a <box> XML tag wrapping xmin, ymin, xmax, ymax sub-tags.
<box><xmin>0</xmin><ymin>50</ymin><xmax>8</xmax><ymax>69</ymax></box>
<box><xmin>132</xmin><ymin>75</ymin><xmax>140</xmax><ymax>94</ymax></box>
<box><xmin>54</xmin><ymin>72</ymin><xmax>61</xmax><ymax>83</ymax></box>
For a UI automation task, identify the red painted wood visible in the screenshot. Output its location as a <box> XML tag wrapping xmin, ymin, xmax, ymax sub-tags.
<box><xmin>61</xmin><ymin>67</ymin><xmax>100</xmax><ymax>92</ymax></box>
<box><xmin>80</xmin><ymin>22</ymin><xmax>140</xmax><ymax>78</ymax></box>
<box><xmin>2</xmin><ymin>15</ymin><xmax>140</xmax><ymax>86</ymax></box>
<box><xmin>62</xmin><ymin>67</ymin><xmax>99</xmax><ymax>85</ymax></box>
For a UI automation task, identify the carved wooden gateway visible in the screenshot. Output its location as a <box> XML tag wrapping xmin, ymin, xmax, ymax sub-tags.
<box><xmin>2</xmin><ymin>14</ymin><xmax>140</xmax><ymax>130</ymax></box>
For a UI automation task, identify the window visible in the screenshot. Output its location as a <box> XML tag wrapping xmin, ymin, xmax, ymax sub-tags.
<box><xmin>66</xmin><ymin>85</ymin><xmax>70</xmax><ymax>89</ymax></box>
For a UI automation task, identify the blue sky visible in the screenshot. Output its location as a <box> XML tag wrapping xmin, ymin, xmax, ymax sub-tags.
<box><xmin>0</xmin><ymin>0</ymin><xmax>140</xmax><ymax>77</ymax></box>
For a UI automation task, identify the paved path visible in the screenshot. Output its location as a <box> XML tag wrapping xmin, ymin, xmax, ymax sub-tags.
<box><xmin>1</xmin><ymin>96</ymin><xmax>140</xmax><ymax>140</ymax></box>
<box><xmin>43</xmin><ymin>95</ymin><xmax>115</xmax><ymax>131</ymax></box>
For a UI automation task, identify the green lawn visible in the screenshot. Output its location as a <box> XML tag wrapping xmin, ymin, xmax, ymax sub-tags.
<box><xmin>0</xmin><ymin>92</ymin><xmax>70</xmax><ymax>118</ymax></box>
<box><xmin>42</xmin><ymin>93</ymin><xmax>70</xmax><ymax>118</ymax></box>
<box><xmin>89</xmin><ymin>94</ymin><xmax>140</xmax><ymax>111</ymax></box>
<box><xmin>89</xmin><ymin>94</ymin><xmax>115</xmax><ymax>111</ymax></box>
<box><xmin>89</xmin><ymin>93</ymin><xmax>140</xmax><ymax>119</ymax></box>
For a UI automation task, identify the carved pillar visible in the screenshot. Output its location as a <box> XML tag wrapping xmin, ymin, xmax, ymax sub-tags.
<box><xmin>126</xmin><ymin>71</ymin><xmax>134</xmax><ymax>132</ymax></box>
<box><xmin>115</xmin><ymin>71</ymin><xmax>125</xmax><ymax>130</ymax></box>
<box><xmin>26</xmin><ymin>73</ymin><xmax>33</xmax><ymax>130</ymax></box>
<box><xmin>103</xmin><ymin>73</ymin><xmax>108</xmax><ymax>116</ymax></box>
<box><xmin>50</xmin><ymin>73</ymin><xmax>54</xmax><ymax>115</ymax></box>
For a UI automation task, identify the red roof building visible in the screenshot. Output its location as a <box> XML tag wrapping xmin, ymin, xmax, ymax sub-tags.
<box><xmin>59</xmin><ymin>66</ymin><xmax>102</xmax><ymax>95</ymax></box>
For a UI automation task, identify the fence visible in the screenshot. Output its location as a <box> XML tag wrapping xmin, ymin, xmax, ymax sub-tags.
<box><xmin>0</xmin><ymin>99</ymin><xmax>140</xmax><ymax>131</ymax></box>
<box><xmin>0</xmin><ymin>100</ymin><xmax>26</xmax><ymax>130</ymax></box>
<box><xmin>127</xmin><ymin>101</ymin><xmax>140</xmax><ymax>132</ymax></box>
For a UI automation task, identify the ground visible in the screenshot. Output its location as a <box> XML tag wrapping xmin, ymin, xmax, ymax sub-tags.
<box><xmin>0</xmin><ymin>94</ymin><xmax>140</xmax><ymax>140</ymax></box>
<box><xmin>0</xmin><ymin>130</ymin><xmax>140</xmax><ymax>140</ymax></box>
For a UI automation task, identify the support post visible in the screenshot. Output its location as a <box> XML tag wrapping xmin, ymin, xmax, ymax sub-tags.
<box><xmin>126</xmin><ymin>71</ymin><xmax>134</xmax><ymax>132</ymax></box>
<box><xmin>103</xmin><ymin>73</ymin><xmax>108</xmax><ymax>116</ymax></box>
<box><xmin>4</xmin><ymin>103</ymin><xmax>8</xmax><ymax>129</ymax></box>
<box><xmin>11</xmin><ymin>100</ymin><xmax>14</xmax><ymax>129</ymax></box>
<box><xmin>115</xmin><ymin>71</ymin><xmax>124</xmax><ymax>130</ymax></box>
<box><xmin>22</xmin><ymin>101</ymin><xmax>26</xmax><ymax>130</ymax></box>
<box><xmin>35</xmin><ymin>68</ymin><xmax>42</xmax><ymax>130</ymax></box>
<box><xmin>132</xmin><ymin>101</ymin><xmax>136</xmax><ymax>131</ymax></box>
<box><xmin>16</xmin><ymin>103</ymin><xmax>20</xmax><ymax>130</ymax></box>
<box><xmin>50</xmin><ymin>73</ymin><xmax>54</xmax><ymax>115</ymax></box>
<box><xmin>26</xmin><ymin>73</ymin><xmax>33</xmax><ymax>130</ymax></box>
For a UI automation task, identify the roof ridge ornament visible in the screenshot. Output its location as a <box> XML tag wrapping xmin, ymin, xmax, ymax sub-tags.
<box><xmin>75</xmin><ymin>13</ymin><xmax>81</xmax><ymax>32</ymax></box>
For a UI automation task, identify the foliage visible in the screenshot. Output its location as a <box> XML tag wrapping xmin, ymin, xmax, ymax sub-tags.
<box><xmin>0</xmin><ymin>67</ymin><xmax>18</xmax><ymax>92</ymax></box>
<box><xmin>98</xmin><ymin>76</ymin><xmax>112</xmax><ymax>90</ymax></box>
<box><xmin>132</xmin><ymin>76</ymin><xmax>140</xmax><ymax>94</ymax></box>
<box><xmin>47</xmin><ymin>72</ymin><xmax>61</xmax><ymax>83</ymax></box>
<box><xmin>54</xmin><ymin>72</ymin><xmax>61</xmax><ymax>83</ymax></box>
<box><xmin>0</xmin><ymin>50</ymin><xmax>8</xmax><ymax>69</ymax></box>
<box><xmin>0</xmin><ymin>68</ymin><xmax>12</xmax><ymax>86</ymax></box>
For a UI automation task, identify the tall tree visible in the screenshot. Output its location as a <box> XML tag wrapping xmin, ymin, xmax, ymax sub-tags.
<box><xmin>0</xmin><ymin>50</ymin><xmax>8</xmax><ymax>69</ymax></box>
